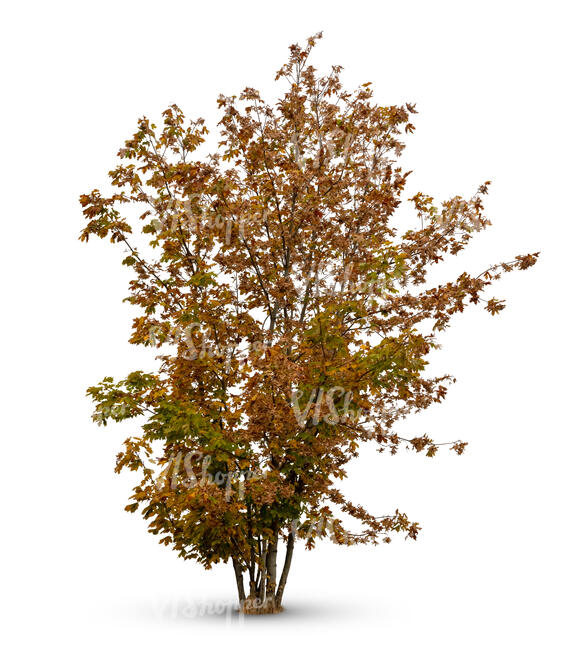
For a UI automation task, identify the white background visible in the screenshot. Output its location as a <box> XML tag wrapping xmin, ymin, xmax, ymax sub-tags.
<box><xmin>1</xmin><ymin>1</ymin><xmax>571</xmax><ymax>648</ymax></box>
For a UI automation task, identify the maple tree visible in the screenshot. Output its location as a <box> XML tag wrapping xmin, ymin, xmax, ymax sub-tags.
<box><xmin>80</xmin><ymin>33</ymin><xmax>538</xmax><ymax>614</ymax></box>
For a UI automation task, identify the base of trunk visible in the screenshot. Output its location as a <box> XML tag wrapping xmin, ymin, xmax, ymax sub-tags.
<box><xmin>240</xmin><ymin>598</ymin><xmax>284</xmax><ymax>615</ymax></box>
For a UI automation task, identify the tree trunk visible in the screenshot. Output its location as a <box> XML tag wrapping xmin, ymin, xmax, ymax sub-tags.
<box><xmin>232</xmin><ymin>557</ymin><xmax>246</xmax><ymax>605</ymax></box>
<box><xmin>265</xmin><ymin>535</ymin><xmax>278</xmax><ymax>610</ymax></box>
<box><xmin>238</xmin><ymin>530</ymin><xmax>295</xmax><ymax>615</ymax></box>
<box><xmin>248</xmin><ymin>546</ymin><xmax>257</xmax><ymax>600</ymax></box>
<box><xmin>275</xmin><ymin>530</ymin><xmax>295</xmax><ymax>608</ymax></box>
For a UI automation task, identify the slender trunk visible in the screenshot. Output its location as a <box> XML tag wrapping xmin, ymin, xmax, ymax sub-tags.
<box><xmin>265</xmin><ymin>535</ymin><xmax>278</xmax><ymax>609</ymax></box>
<box><xmin>238</xmin><ymin>528</ymin><xmax>294</xmax><ymax>615</ymax></box>
<box><xmin>232</xmin><ymin>557</ymin><xmax>246</xmax><ymax>604</ymax></box>
<box><xmin>247</xmin><ymin>505</ymin><xmax>257</xmax><ymax>599</ymax></box>
<box><xmin>258</xmin><ymin>540</ymin><xmax>267</xmax><ymax>605</ymax></box>
<box><xmin>248</xmin><ymin>546</ymin><xmax>257</xmax><ymax>599</ymax></box>
<box><xmin>275</xmin><ymin>530</ymin><xmax>295</xmax><ymax>608</ymax></box>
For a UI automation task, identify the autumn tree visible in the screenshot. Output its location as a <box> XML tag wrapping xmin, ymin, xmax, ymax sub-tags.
<box><xmin>80</xmin><ymin>33</ymin><xmax>538</xmax><ymax>614</ymax></box>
